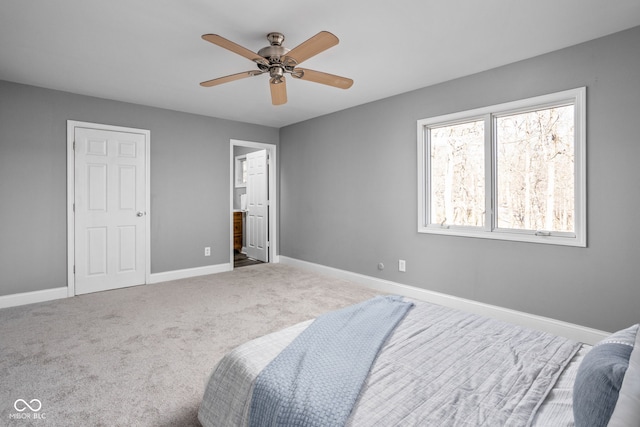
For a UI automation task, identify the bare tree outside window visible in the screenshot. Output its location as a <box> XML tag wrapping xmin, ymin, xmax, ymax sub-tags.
<box><xmin>430</xmin><ymin>120</ymin><xmax>484</xmax><ymax>227</ymax></box>
<box><xmin>496</xmin><ymin>106</ymin><xmax>575</xmax><ymax>233</ymax></box>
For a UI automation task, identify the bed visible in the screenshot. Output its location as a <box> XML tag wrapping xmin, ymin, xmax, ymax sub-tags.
<box><xmin>198</xmin><ymin>296</ymin><xmax>639</xmax><ymax>427</ymax></box>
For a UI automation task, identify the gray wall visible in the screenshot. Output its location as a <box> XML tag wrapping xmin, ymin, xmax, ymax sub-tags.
<box><xmin>0</xmin><ymin>81</ymin><xmax>278</xmax><ymax>296</ymax></box>
<box><xmin>280</xmin><ymin>26</ymin><xmax>640</xmax><ymax>333</ymax></box>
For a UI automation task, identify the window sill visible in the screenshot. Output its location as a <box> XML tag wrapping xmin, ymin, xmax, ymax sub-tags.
<box><xmin>418</xmin><ymin>226</ymin><xmax>586</xmax><ymax>247</ymax></box>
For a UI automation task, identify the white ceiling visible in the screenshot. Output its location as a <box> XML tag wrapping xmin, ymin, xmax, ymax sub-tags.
<box><xmin>1</xmin><ymin>1</ymin><xmax>639</xmax><ymax>128</ymax></box>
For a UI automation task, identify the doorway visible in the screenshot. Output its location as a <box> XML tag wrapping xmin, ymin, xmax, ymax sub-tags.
<box><xmin>67</xmin><ymin>121</ymin><xmax>150</xmax><ymax>296</ymax></box>
<box><xmin>230</xmin><ymin>139</ymin><xmax>277</xmax><ymax>269</ymax></box>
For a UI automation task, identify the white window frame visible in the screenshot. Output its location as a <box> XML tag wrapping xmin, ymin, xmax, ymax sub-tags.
<box><xmin>417</xmin><ymin>87</ymin><xmax>586</xmax><ymax>247</ymax></box>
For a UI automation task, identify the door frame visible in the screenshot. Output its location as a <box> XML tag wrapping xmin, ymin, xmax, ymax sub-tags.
<box><xmin>230</xmin><ymin>139</ymin><xmax>277</xmax><ymax>267</ymax></box>
<box><xmin>66</xmin><ymin>120</ymin><xmax>151</xmax><ymax>296</ymax></box>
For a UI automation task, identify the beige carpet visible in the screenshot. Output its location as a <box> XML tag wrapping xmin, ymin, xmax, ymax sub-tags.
<box><xmin>0</xmin><ymin>264</ymin><xmax>379</xmax><ymax>426</ymax></box>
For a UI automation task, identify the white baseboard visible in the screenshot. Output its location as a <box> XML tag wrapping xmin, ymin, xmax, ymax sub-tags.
<box><xmin>279</xmin><ymin>256</ymin><xmax>609</xmax><ymax>345</ymax></box>
<box><xmin>148</xmin><ymin>263</ymin><xmax>232</xmax><ymax>284</ymax></box>
<box><xmin>0</xmin><ymin>263</ymin><xmax>233</xmax><ymax>310</ymax></box>
<box><xmin>0</xmin><ymin>287</ymin><xmax>68</xmax><ymax>309</ymax></box>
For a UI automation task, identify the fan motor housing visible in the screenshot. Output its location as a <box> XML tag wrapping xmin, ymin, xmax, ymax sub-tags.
<box><xmin>257</xmin><ymin>45</ymin><xmax>290</xmax><ymax>63</ymax></box>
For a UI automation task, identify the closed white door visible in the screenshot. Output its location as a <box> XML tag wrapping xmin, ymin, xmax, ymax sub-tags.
<box><xmin>74</xmin><ymin>127</ymin><xmax>147</xmax><ymax>294</ymax></box>
<box><xmin>246</xmin><ymin>149</ymin><xmax>269</xmax><ymax>262</ymax></box>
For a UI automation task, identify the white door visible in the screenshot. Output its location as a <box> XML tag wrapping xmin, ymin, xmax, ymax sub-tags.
<box><xmin>246</xmin><ymin>149</ymin><xmax>269</xmax><ymax>262</ymax></box>
<box><xmin>74</xmin><ymin>127</ymin><xmax>147</xmax><ymax>294</ymax></box>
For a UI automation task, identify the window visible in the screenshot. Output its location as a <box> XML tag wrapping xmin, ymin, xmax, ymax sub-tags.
<box><xmin>417</xmin><ymin>87</ymin><xmax>586</xmax><ymax>246</ymax></box>
<box><xmin>235</xmin><ymin>155</ymin><xmax>247</xmax><ymax>188</ymax></box>
<box><xmin>429</xmin><ymin>119</ymin><xmax>485</xmax><ymax>228</ymax></box>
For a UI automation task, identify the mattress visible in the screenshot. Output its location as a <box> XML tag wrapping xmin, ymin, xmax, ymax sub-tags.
<box><xmin>199</xmin><ymin>299</ymin><xmax>588</xmax><ymax>427</ymax></box>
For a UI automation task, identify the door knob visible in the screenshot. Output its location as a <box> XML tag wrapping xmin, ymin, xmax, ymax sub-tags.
<box><xmin>136</xmin><ymin>211</ymin><xmax>144</xmax><ymax>217</ymax></box>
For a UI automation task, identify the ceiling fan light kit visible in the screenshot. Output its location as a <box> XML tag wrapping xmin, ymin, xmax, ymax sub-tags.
<box><xmin>200</xmin><ymin>31</ymin><xmax>353</xmax><ymax>106</ymax></box>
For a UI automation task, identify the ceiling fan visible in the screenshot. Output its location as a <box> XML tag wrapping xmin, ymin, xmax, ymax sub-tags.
<box><xmin>200</xmin><ymin>31</ymin><xmax>353</xmax><ymax>105</ymax></box>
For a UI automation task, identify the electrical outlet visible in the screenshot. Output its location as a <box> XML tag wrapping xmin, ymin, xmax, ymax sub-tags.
<box><xmin>204</xmin><ymin>247</ymin><xmax>211</xmax><ymax>256</ymax></box>
<box><xmin>399</xmin><ymin>259</ymin><xmax>406</xmax><ymax>272</ymax></box>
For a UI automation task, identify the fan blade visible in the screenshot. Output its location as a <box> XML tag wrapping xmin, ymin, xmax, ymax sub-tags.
<box><xmin>202</xmin><ymin>34</ymin><xmax>269</xmax><ymax>66</ymax></box>
<box><xmin>284</xmin><ymin>31</ymin><xmax>339</xmax><ymax>66</ymax></box>
<box><xmin>200</xmin><ymin>70</ymin><xmax>262</xmax><ymax>87</ymax></box>
<box><xmin>293</xmin><ymin>68</ymin><xmax>353</xmax><ymax>89</ymax></box>
<box><xmin>270</xmin><ymin>76</ymin><xmax>287</xmax><ymax>105</ymax></box>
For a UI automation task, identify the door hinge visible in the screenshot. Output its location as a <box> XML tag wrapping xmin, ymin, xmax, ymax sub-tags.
<box><xmin>73</xmin><ymin>140</ymin><xmax>76</xmax><ymax>151</ymax></box>
<box><xmin>73</xmin><ymin>265</ymin><xmax>75</xmax><ymax>274</ymax></box>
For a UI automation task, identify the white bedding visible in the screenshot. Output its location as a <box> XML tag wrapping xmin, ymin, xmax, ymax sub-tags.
<box><xmin>199</xmin><ymin>299</ymin><xmax>586</xmax><ymax>427</ymax></box>
<box><xmin>533</xmin><ymin>345</ymin><xmax>590</xmax><ymax>426</ymax></box>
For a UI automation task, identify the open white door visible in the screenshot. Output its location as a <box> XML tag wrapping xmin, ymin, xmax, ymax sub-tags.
<box><xmin>74</xmin><ymin>126</ymin><xmax>147</xmax><ymax>294</ymax></box>
<box><xmin>246</xmin><ymin>149</ymin><xmax>269</xmax><ymax>262</ymax></box>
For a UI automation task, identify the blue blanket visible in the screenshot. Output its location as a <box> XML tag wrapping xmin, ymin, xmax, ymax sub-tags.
<box><xmin>248</xmin><ymin>295</ymin><xmax>414</xmax><ymax>427</ymax></box>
